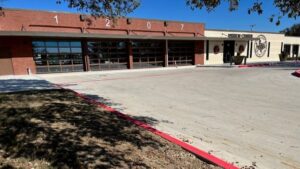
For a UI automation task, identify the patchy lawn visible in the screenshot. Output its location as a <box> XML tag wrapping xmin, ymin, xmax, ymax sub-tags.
<box><xmin>0</xmin><ymin>89</ymin><xmax>220</xmax><ymax>169</ymax></box>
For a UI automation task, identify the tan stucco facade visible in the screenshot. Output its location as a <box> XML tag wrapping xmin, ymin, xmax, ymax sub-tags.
<box><xmin>204</xmin><ymin>29</ymin><xmax>300</xmax><ymax>65</ymax></box>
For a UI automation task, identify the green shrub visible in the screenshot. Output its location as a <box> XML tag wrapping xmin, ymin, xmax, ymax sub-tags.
<box><xmin>234</xmin><ymin>56</ymin><xmax>245</xmax><ymax>65</ymax></box>
<box><xmin>279</xmin><ymin>52</ymin><xmax>288</xmax><ymax>61</ymax></box>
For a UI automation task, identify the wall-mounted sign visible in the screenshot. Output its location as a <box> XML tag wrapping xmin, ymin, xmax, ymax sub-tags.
<box><xmin>254</xmin><ymin>35</ymin><xmax>267</xmax><ymax>57</ymax></box>
<box><xmin>228</xmin><ymin>34</ymin><xmax>253</xmax><ymax>39</ymax></box>
<box><xmin>238</xmin><ymin>45</ymin><xmax>245</xmax><ymax>53</ymax></box>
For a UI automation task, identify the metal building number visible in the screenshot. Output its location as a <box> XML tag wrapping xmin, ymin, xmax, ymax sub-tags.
<box><xmin>181</xmin><ymin>24</ymin><xmax>184</xmax><ymax>30</ymax></box>
<box><xmin>54</xmin><ymin>15</ymin><xmax>58</xmax><ymax>24</ymax></box>
<box><xmin>147</xmin><ymin>21</ymin><xmax>151</xmax><ymax>29</ymax></box>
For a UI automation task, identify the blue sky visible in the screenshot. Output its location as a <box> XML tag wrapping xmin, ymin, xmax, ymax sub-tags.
<box><xmin>1</xmin><ymin>0</ymin><xmax>299</xmax><ymax>32</ymax></box>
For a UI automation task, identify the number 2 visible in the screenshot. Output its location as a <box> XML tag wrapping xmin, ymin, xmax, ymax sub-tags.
<box><xmin>105</xmin><ymin>18</ymin><xmax>111</xmax><ymax>27</ymax></box>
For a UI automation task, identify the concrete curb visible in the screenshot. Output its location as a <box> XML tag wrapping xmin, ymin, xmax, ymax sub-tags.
<box><xmin>37</xmin><ymin>66</ymin><xmax>196</xmax><ymax>78</ymax></box>
<box><xmin>238</xmin><ymin>63</ymin><xmax>271</xmax><ymax>68</ymax></box>
<box><xmin>54</xmin><ymin>84</ymin><xmax>239</xmax><ymax>169</ymax></box>
<box><xmin>292</xmin><ymin>69</ymin><xmax>300</xmax><ymax>78</ymax></box>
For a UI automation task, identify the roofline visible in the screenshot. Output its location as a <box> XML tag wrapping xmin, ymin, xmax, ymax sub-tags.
<box><xmin>284</xmin><ymin>35</ymin><xmax>300</xmax><ymax>38</ymax></box>
<box><xmin>0</xmin><ymin>31</ymin><xmax>258</xmax><ymax>41</ymax></box>
<box><xmin>206</xmin><ymin>28</ymin><xmax>284</xmax><ymax>35</ymax></box>
<box><xmin>2</xmin><ymin>8</ymin><xmax>205</xmax><ymax>25</ymax></box>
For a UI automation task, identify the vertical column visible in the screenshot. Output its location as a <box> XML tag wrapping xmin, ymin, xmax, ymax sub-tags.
<box><xmin>206</xmin><ymin>40</ymin><xmax>209</xmax><ymax>61</ymax></box>
<box><xmin>250</xmin><ymin>41</ymin><xmax>253</xmax><ymax>58</ymax></box>
<box><xmin>81</xmin><ymin>40</ymin><xmax>90</xmax><ymax>71</ymax></box>
<box><xmin>164</xmin><ymin>40</ymin><xmax>168</xmax><ymax>67</ymax></box>
<box><xmin>128</xmin><ymin>40</ymin><xmax>133</xmax><ymax>69</ymax></box>
<box><xmin>194</xmin><ymin>41</ymin><xmax>204</xmax><ymax>65</ymax></box>
<box><xmin>246</xmin><ymin>41</ymin><xmax>250</xmax><ymax>58</ymax></box>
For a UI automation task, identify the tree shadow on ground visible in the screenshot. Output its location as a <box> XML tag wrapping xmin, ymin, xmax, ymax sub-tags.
<box><xmin>82</xmin><ymin>93</ymin><xmax>160</xmax><ymax>126</ymax></box>
<box><xmin>83</xmin><ymin>94</ymin><xmax>126</xmax><ymax>111</ymax></box>
<box><xmin>0</xmin><ymin>89</ymin><xmax>164</xmax><ymax>169</ymax></box>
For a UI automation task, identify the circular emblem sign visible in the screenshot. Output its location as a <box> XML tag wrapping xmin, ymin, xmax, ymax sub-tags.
<box><xmin>254</xmin><ymin>35</ymin><xmax>267</xmax><ymax>57</ymax></box>
<box><xmin>213</xmin><ymin>45</ymin><xmax>220</xmax><ymax>54</ymax></box>
<box><xmin>239</xmin><ymin>45</ymin><xmax>245</xmax><ymax>53</ymax></box>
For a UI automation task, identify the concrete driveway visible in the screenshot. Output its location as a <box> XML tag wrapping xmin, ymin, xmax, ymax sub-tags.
<box><xmin>41</xmin><ymin>67</ymin><xmax>300</xmax><ymax>169</ymax></box>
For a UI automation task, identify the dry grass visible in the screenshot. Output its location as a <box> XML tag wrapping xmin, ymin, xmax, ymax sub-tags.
<box><xmin>0</xmin><ymin>89</ymin><xmax>220</xmax><ymax>169</ymax></box>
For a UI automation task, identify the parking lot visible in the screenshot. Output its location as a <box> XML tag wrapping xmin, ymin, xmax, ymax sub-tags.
<box><xmin>41</xmin><ymin>67</ymin><xmax>300</xmax><ymax>169</ymax></box>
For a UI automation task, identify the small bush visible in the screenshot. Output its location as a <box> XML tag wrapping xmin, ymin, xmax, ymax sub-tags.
<box><xmin>234</xmin><ymin>56</ymin><xmax>245</xmax><ymax>65</ymax></box>
<box><xmin>279</xmin><ymin>52</ymin><xmax>288</xmax><ymax>61</ymax></box>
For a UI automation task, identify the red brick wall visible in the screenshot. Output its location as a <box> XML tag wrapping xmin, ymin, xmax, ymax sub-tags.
<box><xmin>0</xmin><ymin>37</ymin><xmax>35</xmax><ymax>75</ymax></box>
<box><xmin>195</xmin><ymin>41</ymin><xmax>205</xmax><ymax>65</ymax></box>
<box><xmin>0</xmin><ymin>9</ymin><xmax>204</xmax><ymax>37</ymax></box>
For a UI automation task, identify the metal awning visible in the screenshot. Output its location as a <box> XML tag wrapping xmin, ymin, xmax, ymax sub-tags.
<box><xmin>0</xmin><ymin>31</ymin><xmax>259</xmax><ymax>41</ymax></box>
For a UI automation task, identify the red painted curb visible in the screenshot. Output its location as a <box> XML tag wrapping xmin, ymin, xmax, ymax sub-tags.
<box><xmin>292</xmin><ymin>69</ymin><xmax>300</xmax><ymax>78</ymax></box>
<box><xmin>53</xmin><ymin>83</ymin><xmax>239</xmax><ymax>169</ymax></box>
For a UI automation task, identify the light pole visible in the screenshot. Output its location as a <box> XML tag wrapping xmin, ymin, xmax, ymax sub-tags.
<box><xmin>249</xmin><ymin>24</ymin><xmax>256</xmax><ymax>32</ymax></box>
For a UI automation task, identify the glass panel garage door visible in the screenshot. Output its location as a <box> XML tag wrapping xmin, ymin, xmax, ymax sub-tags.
<box><xmin>132</xmin><ymin>41</ymin><xmax>164</xmax><ymax>69</ymax></box>
<box><xmin>88</xmin><ymin>40</ymin><xmax>128</xmax><ymax>71</ymax></box>
<box><xmin>168</xmin><ymin>41</ymin><xmax>194</xmax><ymax>66</ymax></box>
<box><xmin>32</xmin><ymin>41</ymin><xmax>83</xmax><ymax>73</ymax></box>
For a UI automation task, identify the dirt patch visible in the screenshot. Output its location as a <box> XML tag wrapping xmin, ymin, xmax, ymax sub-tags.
<box><xmin>0</xmin><ymin>89</ymin><xmax>220</xmax><ymax>169</ymax></box>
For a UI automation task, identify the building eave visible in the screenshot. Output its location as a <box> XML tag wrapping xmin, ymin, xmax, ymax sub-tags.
<box><xmin>0</xmin><ymin>31</ymin><xmax>259</xmax><ymax>41</ymax></box>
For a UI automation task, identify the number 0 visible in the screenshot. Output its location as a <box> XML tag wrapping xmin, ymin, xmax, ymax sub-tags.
<box><xmin>147</xmin><ymin>21</ymin><xmax>151</xmax><ymax>29</ymax></box>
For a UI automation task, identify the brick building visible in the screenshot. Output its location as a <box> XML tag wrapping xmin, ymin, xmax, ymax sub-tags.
<box><xmin>2</xmin><ymin>8</ymin><xmax>296</xmax><ymax>75</ymax></box>
<box><xmin>0</xmin><ymin>9</ymin><xmax>209</xmax><ymax>75</ymax></box>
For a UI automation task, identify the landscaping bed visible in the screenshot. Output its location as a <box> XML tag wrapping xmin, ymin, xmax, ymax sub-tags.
<box><xmin>0</xmin><ymin>89</ymin><xmax>220</xmax><ymax>169</ymax></box>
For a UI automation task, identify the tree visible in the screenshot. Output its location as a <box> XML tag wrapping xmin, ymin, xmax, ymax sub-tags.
<box><xmin>280</xmin><ymin>23</ymin><xmax>300</xmax><ymax>36</ymax></box>
<box><xmin>56</xmin><ymin>0</ymin><xmax>140</xmax><ymax>18</ymax></box>
<box><xmin>186</xmin><ymin>0</ymin><xmax>300</xmax><ymax>26</ymax></box>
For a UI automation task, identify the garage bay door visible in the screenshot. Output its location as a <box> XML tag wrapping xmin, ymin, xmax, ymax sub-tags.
<box><xmin>132</xmin><ymin>41</ymin><xmax>164</xmax><ymax>69</ymax></box>
<box><xmin>32</xmin><ymin>41</ymin><xmax>83</xmax><ymax>74</ymax></box>
<box><xmin>168</xmin><ymin>41</ymin><xmax>194</xmax><ymax>66</ymax></box>
<box><xmin>88</xmin><ymin>40</ymin><xmax>128</xmax><ymax>71</ymax></box>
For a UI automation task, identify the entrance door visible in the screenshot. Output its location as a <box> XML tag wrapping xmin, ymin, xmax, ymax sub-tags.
<box><xmin>223</xmin><ymin>41</ymin><xmax>235</xmax><ymax>63</ymax></box>
<box><xmin>292</xmin><ymin>45</ymin><xmax>299</xmax><ymax>58</ymax></box>
<box><xmin>284</xmin><ymin>44</ymin><xmax>291</xmax><ymax>57</ymax></box>
<box><xmin>0</xmin><ymin>48</ymin><xmax>14</xmax><ymax>75</ymax></box>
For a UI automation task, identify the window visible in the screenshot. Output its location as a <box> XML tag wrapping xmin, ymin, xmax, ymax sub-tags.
<box><xmin>32</xmin><ymin>40</ymin><xmax>83</xmax><ymax>73</ymax></box>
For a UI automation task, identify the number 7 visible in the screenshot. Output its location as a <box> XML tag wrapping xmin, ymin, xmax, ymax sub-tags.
<box><xmin>181</xmin><ymin>24</ymin><xmax>184</xmax><ymax>30</ymax></box>
<box><xmin>54</xmin><ymin>15</ymin><xmax>58</xmax><ymax>24</ymax></box>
